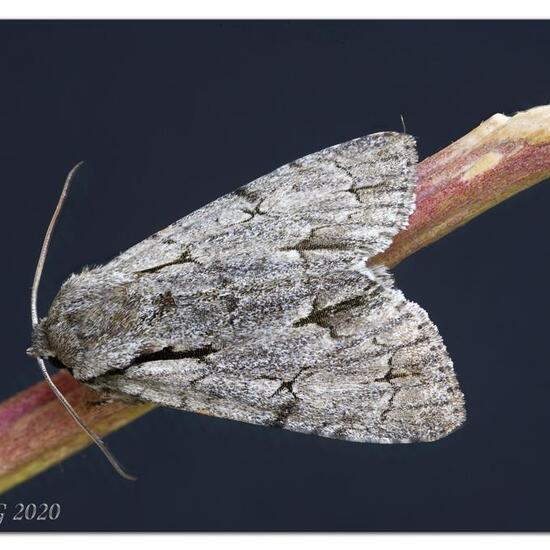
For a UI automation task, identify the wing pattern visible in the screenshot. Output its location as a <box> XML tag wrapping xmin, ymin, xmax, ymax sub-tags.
<box><xmin>54</xmin><ymin>132</ymin><xmax>465</xmax><ymax>442</ymax></box>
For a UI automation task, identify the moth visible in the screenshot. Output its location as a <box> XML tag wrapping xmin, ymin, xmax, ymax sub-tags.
<box><xmin>29</xmin><ymin>132</ymin><xmax>465</xmax><ymax>478</ymax></box>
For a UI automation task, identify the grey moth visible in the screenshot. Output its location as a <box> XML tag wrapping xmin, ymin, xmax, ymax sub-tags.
<box><xmin>29</xmin><ymin>132</ymin><xmax>465</xmax><ymax>465</ymax></box>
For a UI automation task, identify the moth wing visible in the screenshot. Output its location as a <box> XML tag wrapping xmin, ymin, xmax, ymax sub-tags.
<box><xmin>283</xmin><ymin>280</ymin><xmax>466</xmax><ymax>443</ymax></box>
<box><xmin>91</xmin><ymin>271</ymin><xmax>465</xmax><ymax>443</ymax></box>
<box><xmin>83</xmin><ymin>131</ymin><xmax>464</xmax><ymax>442</ymax></box>
<box><xmin>107</xmin><ymin>132</ymin><xmax>417</xmax><ymax>274</ymax></box>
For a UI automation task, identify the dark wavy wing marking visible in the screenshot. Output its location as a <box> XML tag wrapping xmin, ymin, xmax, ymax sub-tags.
<box><xmin>106</xmin><ymin>132</ymin><xmax>417</xmax><ymax>274</ymax></box>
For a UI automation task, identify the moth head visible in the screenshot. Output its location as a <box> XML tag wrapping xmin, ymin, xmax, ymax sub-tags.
<box><xmin>28</xmin><ymin>267</ymin><xmax>142</xmax><ymax>378</ymax></box>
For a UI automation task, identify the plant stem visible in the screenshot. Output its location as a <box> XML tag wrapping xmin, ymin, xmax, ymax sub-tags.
<box><xmin>374</xmin><ymin>106</ymin><xmax>550</xmax><ymax>267</ymax></box>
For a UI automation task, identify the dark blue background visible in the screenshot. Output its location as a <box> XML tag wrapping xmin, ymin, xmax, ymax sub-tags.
<box><xmin>1</xmin><ymin>21</ymin><xmax>549</xmax><ymax>531</ymax></box>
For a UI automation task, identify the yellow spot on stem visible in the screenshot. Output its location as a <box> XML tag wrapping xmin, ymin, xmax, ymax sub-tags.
<box><xmin>463</xmin><ymin>152</ymin><xmax>503</xmax><ymax>181</ymax></box>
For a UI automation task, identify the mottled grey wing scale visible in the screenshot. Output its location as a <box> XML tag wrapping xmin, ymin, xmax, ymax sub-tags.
<box><xmin>89</xmin><ymin>133</ymin><xmax>465</xmax><ymax>443</ymax></box>
<box><xmin>107</xmin><ymin>132</ymin><xmax>417</xmax><ymax>272</ymax></box>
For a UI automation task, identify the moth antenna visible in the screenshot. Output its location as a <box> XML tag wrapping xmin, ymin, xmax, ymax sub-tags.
<box><xmin>35</xmin><ymin>357</ymin><xmax>136</xmax><ymax>480</ymax></box>
<box><xmin>31</xmin><ymin>161</ymin><xmax>82</xmax><ymax>326</ymax></box>
<box><xmin>400</xmin><ymin>114</ymin><xmax>407</xmax><ymax>134</ymax></box>
<box><xmin>31</xmin><ymin>162</ymin><xmax>136</xmax><ymax>481</ymax></box>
